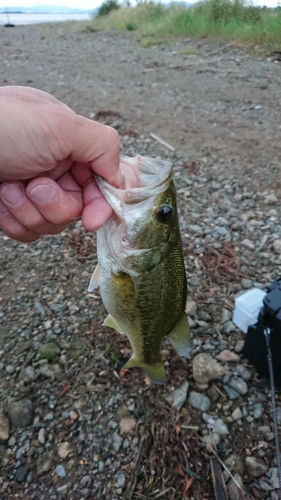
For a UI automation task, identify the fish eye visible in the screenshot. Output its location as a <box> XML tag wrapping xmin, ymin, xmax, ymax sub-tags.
<box><xmin>156</xmin><ymin>204</ymin><xmax>173</xmax><ymax>223</ymax></box>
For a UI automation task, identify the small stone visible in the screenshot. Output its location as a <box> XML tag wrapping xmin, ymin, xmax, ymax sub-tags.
<box><xmin>189</xmin><ymin>224</ymin><xmax>203</xmax><ymax>235</ymax></box>
<box><xmin>57</xmin><ymin>441</ymin><xmax>75</xmax><ymax>459</ymax></box>
<box><xmin>258</xmin><ymin>425</ymin><xmax>274</xmax><ymax>441</ymax></box>
<box><xmin>273</xmin><ymin>240</ymin><xmax>281</xmax><ymax>254</ymax></box>
<box><xmin>234</xmin><ymin>340</ymin><xmax>244</xmax><ymax>353</ymax></box>
<box><xmin>5</xmin><ymin>365</ymin><xmax>15</xmax><ymax>374</ymax></box>
<box><xmin>38</xmin><ymin>428</ymin><xmax>46</xmax><ymax>445</ymax></box>
<box><xmin>38</xmin><ymin>342</ymin><xmax>60</xmax><ymax>359</ymax></box>
<box><xmin>221</xmin><ymin>308</ymin><xmax>232</xmax><ymax>323</ymax></box>
<box><xmin>116</xmin><ymin>473</ymin><xmax>126</xmax><ymax>488</ymax></box>
<box><xmin>15</xmin><ymin>466</ymin><xmax>28</xmax><ymax>483</ymax></box>
<box><xmin>112</xmin><ymin>432</ymin><xmax>123</xmax><ymax>452</ymax></box>
<box><xmin>216</xmin><ymin>350</ymin><xmax>240</xmax><ymax>363</ymax></box>
<box><xmin>7</xmin><ymin>399</ymin><xmax>33</xmax><ymax>429</ymax></box>
<box><xmin>193</xmin><ymin>353</ymin><xmax>224</xmax><ymax>385</ymax></box>
<box><xmin>225</xmin><ymin>454</ymin><xmax>244</xmax><ymax>476</ymax></box>
<box><xmin>228</xmin><ymin>377</ymin><xmax>248</xmax><ymax>395</ymax></box>
<box><xmin>222</xmin><ymin>321</ymin><xmax>236</xmax><ymax>334</ymax></box>
<box><xmin>241</xmin><ymin>239</ymin><xmax>255</xmax><ymax>250</ymax></box>
<box><xmin>119</xmin><ymin>417</ymin><xmax>136</xmax><ymax>434</ymax></box>
<box><xmin>0</xmin><ymin>414</ymin><xmax>9</xmax><ymax>441</ymax></box>
<box><xmin>201</xmin><ymin>433</ymin><xmax>220</xmax><ymax>450</ymax></box>
<box><xmin>56</xmin><ymin>464</ymin><xmax>66</xmax><ymax>478</ymax></box>
<box><xmin>223</xmin><ymin>385</ymin><xmax>240</xmax><ymax>400</ymax></box>
<box><xmin>185</xmin><ymin>299</ymin><xmax>197</xmax><ymax>316</ymax></box>
<box><xmin>246</xmin><ymin>456</ymin><xmax>268</xmax><ymax>477</ymax></box>
<box><xmin>20</xmin><ymin>366</ymin><xmax>37</xmax><ymax>382</ymax></box>
<box><xmin>170</xmin><ymin>381</ymin><xmax>189</xmax><ymax>411</ymax></box>
<box><xmin>188</xmin><ymin>391</ymin><xmax>211</xmax><ymax>412</ymax></box>
<box><xmin>212</xmin><ymin>418</ymin><xmax>229</xmax><ymax>435</ymax></box>
<box><xmin>36</xmin><ymin>449</ymin><xmax>55</xmax><ymax>475</ymax></box>
<box><xmin>69</xmin><ymin>411</ymin><xmax>78</xmax><ymax>421</ymax></box>
<box><xmin>231</xmin><ymin>407</ymin><xmax>243</xmax><ymax>420</ymax></box>
<box><xmin>253</xmin><ymin>402</ymin><xmax>263</xmax><ymax>419</ymax></box>
<box><xmin>265</xmin><ymin>193</ymin><xmax>277</xmax><ymax>204</ymax></box>
<box><xmin>39</xmin><ymin>363</ymin><xmax>61</xmax><ymax>378</ymax></box>
<box><xmin>227</xmin><ymin>474</ymin><xmax>244</xmax><ymax>500</ymax></box>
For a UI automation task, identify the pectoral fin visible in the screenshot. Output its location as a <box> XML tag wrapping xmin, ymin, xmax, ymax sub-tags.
<box><xmin>88</xmin><ymin>264</ymin><xmax>100</xmax><ymax>292</ymax></box>
<box><xmin>124</xmin><ymin>357</ymin><xmax>166</xmax><ymax>385</ymax></box>
<box><xmin>167</xmin><ymin>314</ymin><xmax>191</xmax><ymax>358</ymax></box>
<box><xmin>103</xmin><ymin>314</ymin><xmax>124</xmax><ymax>334</ymax></box>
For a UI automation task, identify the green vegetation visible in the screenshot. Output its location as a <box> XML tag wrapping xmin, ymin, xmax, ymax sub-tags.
<box><xmin>86</xmin><ymin>0</ymin><xmax>281</xmax><ymax>49</ymax></box>
<box><xmin>97</xmin><ymin>0</ymin><xmax>120</xmax><ymax>17</ymax></box>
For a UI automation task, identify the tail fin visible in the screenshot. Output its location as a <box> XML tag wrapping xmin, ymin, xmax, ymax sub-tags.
<box><xmin>124</xmin><ymin>357</ymin><xmax>166</xmax><ymax>385</ymax></box>
<box><xmin>167</xmin><ymin>313</ymin><xmax>191</xmax><ymax>358</ymax></box>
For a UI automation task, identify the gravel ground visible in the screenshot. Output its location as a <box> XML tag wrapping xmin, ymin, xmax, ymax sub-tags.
<box><xmin>0</xmin><ymin>22</ymin><xmax>281</xmax><ymax>500</ymax></box>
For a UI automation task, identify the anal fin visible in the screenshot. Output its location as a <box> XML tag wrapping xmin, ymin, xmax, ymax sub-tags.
<box><xmin>167</xmin><ymin>313</ymin><xmax>191</xmax><ymax>358</ymax></box>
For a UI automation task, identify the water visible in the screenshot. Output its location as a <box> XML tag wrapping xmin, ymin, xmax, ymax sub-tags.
<box><xmin>0</xmin><ymin>13</ymin><xmax>92</xmax><ymax>26</ymax></box>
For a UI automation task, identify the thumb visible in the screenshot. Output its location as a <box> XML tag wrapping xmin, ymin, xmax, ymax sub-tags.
<box><xmin>68</xmin><ymin>116</ymin><xmax>122</xmax><ymax>187</ymax></box>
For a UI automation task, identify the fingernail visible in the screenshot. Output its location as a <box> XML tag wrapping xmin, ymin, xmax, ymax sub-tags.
<box><xmin>0</xmin><ymin>201</ymin><xmax>8</xmax><ymax>213</ymax></box>
<box><xmin>28</xmin><ymin>184</ymin><xmax>55</xmax><ymax>205</ymax></box>
<box><xmin>1</xmin><ymin>184</ymin><xmax>25</xmax><ymax>207</ymax></box>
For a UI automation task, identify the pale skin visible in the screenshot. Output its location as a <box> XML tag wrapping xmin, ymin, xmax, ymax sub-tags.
<box><xmin>0</xmin><ymin>86</ymin><xmax>121</xmax><ymax>243</ymax></box>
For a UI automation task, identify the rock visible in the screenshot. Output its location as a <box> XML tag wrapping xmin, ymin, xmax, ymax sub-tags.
<box><xmin>193</xmin><ymin>354</ymin><xmax>224</xmax><ymax>385</ymax></box>
<box><xmin>170</xmin><ymin>381</ymin><xmax>189</xmax><ymax>411</ymax></box>
<box><xmin>224</xmin><ymin>454</ymin><xmax>244</xmax><ymax>476</ymax></box>
<box><xmin>112</xmin><ymin>432</ymin><xmax>123</xmax><ymax>452</ymax></box>
<box><xmin>228</xmin><ymin>377</ymin><xmax>248</xmax><ymax>395</ymax></box>
<box><xmin>19</xmin><ymin>366</ymin><xmax>37</xmax><ymax>382</ymax></box>
<box><xmin>56</xmin><ymin>464</ymin><xmax>66</xmax><ymax>478</ymax></box>
<box><xmin>241</xmin><ymin>239</ymin><xmax>255</xmax><ymax>250</ymax></box>
<box><xmin>231</xmin><ymin>407</ymin><xmax>243</xmax><ymax>421</ymax></box>
<box><xmin>119</xmin><ymin>417</ymin><xmax>136</xmax><ymax>434</ymax></box>
<box><xmin>265</xmin><ymin>193</ymin><xmax>277</xmax><ymax>204</ymax></box>
<box><xmin>7</xmin><ymin>399</ymin><xmax>33</xmax><ymax>429</ymax></box>
<box><xmin>241</xmin><ymin>279</ymin><xmax>253</xmax><ymax>289</ymax></box>
<box><xmin>201</xmin><ymin>433</ymin><xmax>220</xmax><ymax>450</ymax></box>
<box><xmin>185</xmin><ymin>299</ymin><xmax>197</xmax><ymax>316</ymax></box>
<box><xmin>246</xmin><ymin>456</ymin><xmax>268</xmax><ymax>477</ymax></box>
<box><xmin>221</xmin><ymin>308</ymin><xmax>232</xmax><ymax>323</ymax></box>
<box><xmin>273</xmin><ymin>240</ymin><xmax>281</xmax><ymax>254</ymax></box>
<box><xmin>38</xmin><ymin>428</ymin><xmax>46</xmax><ymax>445</ymax></box>
<box><xmin>234</xmin><ymin>340</ymin><xmax>244</xmax><ymax>353</ymax></box>
<box><xmin>5</xmin><ymin>365</ymin><xmax>15</xmax><ymax>374</ymax></box>
<box><xmin>116</xmin><ymin>473</ymin><xmax>126</xmax><ymax>488</ymax></box>
<box><xmin>222</xmin><ymin>321</ymin><xmax>236</xmax><ymax>334</ymax></box>
<box><xmin>36</xmin><ymin>449</ymin><xmax>55</xmax><ymax>475</ymax></box>
<box><xmin>189</xmin><ymin>224</ymin><xmax>203</xmax><ymax>235</ymax></box>
<box><xmin>223</xmin><ymin>385</ymin><xmax>240</xmax><ymax>400</ymax></box>
<box><xmin>258</xmin><ymin>425</ymin><xmax>274</xmax><ymax>441</ymax></box>
<box><xmin>38</xmin><ymin>342</ymin><xmax>60</xmax><ymax>359</ymax></box>
<box><xmin>0</xmin><ymin>413</ymin><xmax>9</xmax><ymax>441</ymax></box>
<box><xmin>188</xmin><ymin>391</ymin><xmax>211</xmax><ymax>412</ymax></box>
<box><xmin>212</xmin><ymin>419</ymin><xmax>229</xmax><ymax>435</ymax></box>
<box><xmin>253</xmin><ymin>402</ymin><xmax>263</xmax><ymax>419</ymax></box>
<box><xmin>227</xmin><ymin>474</ymin><xmax>244</xmax><ymax>500</ymax></box>
<box><xmin>15</xmin><ymin>466</ymin><xmax>29</xmax><ymax>483</ymax></box>
<box><xmin>216</xmin><ymin>350</ymin><xmax>240</xmax><ymax>363</ymax></box>
<box><xmin>57</xmin><ymin>441</ymin><xmax>75</xmax><ymax>459</ymax></box>
<box><xmin>39</xmin><ymin>363</ymin><xmax>61</xmax><ymax>378</ymax></box>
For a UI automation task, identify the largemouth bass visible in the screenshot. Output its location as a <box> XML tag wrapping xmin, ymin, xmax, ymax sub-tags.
<box><xmin>88</xmin><ymin>155</ymin><xmax>190</xmax><ymax>384</ymax></box>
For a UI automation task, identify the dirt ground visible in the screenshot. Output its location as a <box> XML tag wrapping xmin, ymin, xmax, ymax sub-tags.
<box><xmin>0</xmin><ymin>21</ymin><xmax>281</xmax><ymax>500</ymax></box>
<box><xmin>1</xmin><ymin>23</ymin><xmax>281</xmax><ymax>169</ymax></box>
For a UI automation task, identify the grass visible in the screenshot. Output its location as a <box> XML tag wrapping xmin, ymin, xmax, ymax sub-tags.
<box><xmin>84</xmin><ymin>0</ymin><xmax>281</xmax><ymax>50</ymax></box>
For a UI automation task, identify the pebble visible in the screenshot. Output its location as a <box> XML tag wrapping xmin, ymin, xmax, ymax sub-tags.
<box><xmin>225</xmin><ymin>454</ymin><xmax>244</xmax><ymax>476</ymax></box>
<box><xmin>241</xmin><ymin>239</ymin><xmax>255</xmax><ymax>250</ymax></box>
<box><xmin>222</xmin><ymin>321</ymin><xmax>236</xmax><ymax>334</ymax></box>
<box><xmin>116</xmin><ymin>473</ymin><xmax>126</xmax><ymax>488</ymax></box>
<box><xmin>223</xmin><ymin>385</ymin><xmax>240</xmax><ymax>400</ymax></box>
<box><xmin>245</xmin><ymin>456</ymin><xmax>268</xmax><ymax>477</ymax></box>
<box><xmin>252</xmin><ymin>402</ymin><xmax>263</xmax><ymax>419</ymax></box>
<box><xmin>192</xmin><ymin>353</ymin><xmax>224</xmax><ymax>385</ymax></box>
<box><xmin>228</xmin><ymin>377</ymin><xmax>248</xmax><ymax>395</ymax></box>
<box><xmin>112</xmin><ymin>432</ymin><xmax>123</xmax><ymax>452</ymax></box>
<box><xmin>119</xmin><ymin>417</ymin><xmax>137</xmax><ymax>434</ymax></box>
<box><xmin>185</xmin><ymin>299</ymin><xmax>197</xmax><ymax>316</ymax></box>
<box><xmin>170</xmin><ymin>381</ymin><xmax>189</xmax><ymax>411</ymax></box>
<box><xmin>227</xmin><ymin>474</ymin><xmax>244</xmax><ymax>500</ymax></box>
<box><xmin>38</xmin><ymin>428</ymin><xmax>46</xmax><ymax>445</ymax></box>
<box><xmin>7</xmin><ymin>399</ymin><xmax>33</xmax><ymax>429</ymax></box>
<box><xmin>55</xmin><ymin>464</ymin><xmax>66</xmax><ymax>478</ymax></box>
<box><xmin>231</xmin><ymin>407</ymin><xmax>243</xmax><ymax>420</ymax></box>
<box><xmin>5</xmin><ymin>365</ymin><xmax>15</xmax><ymax>374</ymax></box>
<box><xmin>15</xmin><ymin>466</ymin><xmax>29</xmax><ymax>483</ymax></box>
<box><xmin>221</xmin><ymin>308</ymin><xmax>232</xmax><ymax>323</ymax></box>
<box><xmin>188</xmin><ymin>391</ymin><xmax>211</xmax><ymax>412</ymax></box>
<box><xmin>273</xmin><ymin>240</ymin><xmax>281</xmax><ymax>254</ymax></box>
<box><xmin>216</xmin><ymin>350</ymin><xmax>240</xmax><ymax>363</ymax></box>
<box><xmin>0</xmin><ymin>414</ymin><xmax>9</xmax><ymax>441</ymax></box>
<box><xmin>57</xmin><ymin>441</ymin><xmax>74</xmax><ymax>459</ymax></box>
<box><xmin>241</xmin><ymin>278</ymin><xmax>253</xmax><ymax>289</ymax></box>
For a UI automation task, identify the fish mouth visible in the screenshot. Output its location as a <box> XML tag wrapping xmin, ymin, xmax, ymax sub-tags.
<box><xmin>95</xmin><ymin>155</ymin><xmax>173</xmax><ymax>216</ymax></box>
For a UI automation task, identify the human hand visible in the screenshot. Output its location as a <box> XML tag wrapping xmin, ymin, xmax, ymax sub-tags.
<box><xmin>0</xmin><ymin>86</ymin><xmax>121</xmax><ymax>242</ymax></box>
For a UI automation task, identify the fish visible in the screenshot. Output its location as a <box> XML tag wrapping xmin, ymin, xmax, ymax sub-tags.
<box><xmin>88</xmin><ymin>155</ymin><xmax>190</xmax><ymax>384</ymax></box>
